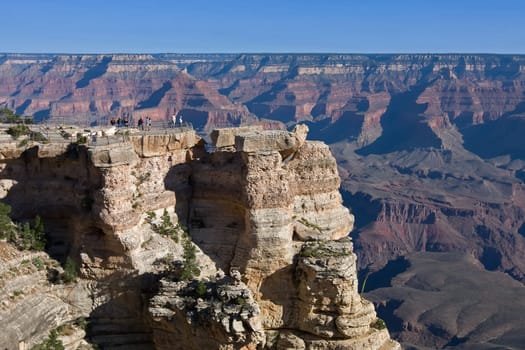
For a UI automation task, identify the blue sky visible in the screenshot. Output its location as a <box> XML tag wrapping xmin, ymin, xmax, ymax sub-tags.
<box><xmin>3</xmin><ymin>0</ymin><xmax>525</xmax><ymax>54</ymax></box>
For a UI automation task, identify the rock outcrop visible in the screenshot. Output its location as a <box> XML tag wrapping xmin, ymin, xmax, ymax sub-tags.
<box><xmin>0</xmin><ymin>242</ymin><xmax>92</xmax><ymax>350</ymax></box>
<box><xmin>0</xmin><ymin>124</ymin><xmax>399</xmax><ymax>349</ymax></box>
<box><xmin>148</xmin><ymin>126</ymin><xmax>398</xmax><ymax>349</ymax></box>
<box><xmin>150</xmin><ymin>270</ymin><xmax>265</xmax><ymax>349</ymax></box>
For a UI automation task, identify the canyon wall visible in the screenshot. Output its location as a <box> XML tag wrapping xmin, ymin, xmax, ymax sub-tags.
<box><xmin>3</xmin><ymin>53</ymin><xmax>525</xmax><ymax>348</ymax></box>
<box><xmin>0</xmin><ymin>126</ymin><xmax>399</xmax><ymax>349</ymax></box>
<box><xmin>0</xmin><ymin>54</ymin><xmax>257</xmax><ymax>130</ymax></box>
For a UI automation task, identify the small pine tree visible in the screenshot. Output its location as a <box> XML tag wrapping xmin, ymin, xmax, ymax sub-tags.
<box><xmin>156</xmin><ymin>209</ymin><xmax>178</xmax><ymax>242</ymax></box>
<box><xmin>15</xmin><ymin>217</ymin><xmax>46</xmax><ymax>251</ymax></box>
<box><xmin>160</xmin><ymin>209</ymin><xmax>171</xmax><ymax>233</ymax></box>
<box><xmin>7</xmin><ymin>124</ymin><xmax>30</xmax><ymax>139</ymax></box>
<box><xmin>34</xmin><ymin>215</ymin><xmax>44</xmax><ymax>234</ymax></box>
<box><xmin>20</xmin><ymin>222</ymin><xmax>33</xmax><ymax>250</ymax></box>
<box><xmin>31</xmin><ymin>329</ymin><xmax>65</xmax><ymax>350</ymax></box>
<box><xmin>0</xmin><ymin>202</ymin><xmax>13</xmax><ymax>239</ymax></box>
<box><xmin>180</xmin><ymin>238</ymin><xmax>200</xmax><ymax>280</ymax></box>
<box><xmin>31</xmin><ymin>215</ymin><xmax>46</xmax><ymax>250</ymax></box>
<box><xmin>0</xmin><ymin>207</ymin><xmax>46</xmax><ymax>250</ymax></box>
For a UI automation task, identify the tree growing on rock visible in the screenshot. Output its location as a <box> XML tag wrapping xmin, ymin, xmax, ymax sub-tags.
<box><xmin>180</xmin><ymin>237</ymin><xmax>200</xmax><ymax>280</ymax></box>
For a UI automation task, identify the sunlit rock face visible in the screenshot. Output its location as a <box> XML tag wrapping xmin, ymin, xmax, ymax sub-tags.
<box><xmin>148</xmin><ymin>126</ymin><xmax>397</xmax><ymax>349</ymax></box>
<box><xmin>0</xmin><ymin>124</ymin><xmax>397</xmax><ymax>349</ymax></box>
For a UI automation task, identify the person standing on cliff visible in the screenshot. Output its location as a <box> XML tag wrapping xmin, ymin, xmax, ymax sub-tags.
<box><xmin>138</xmin><ymin>116</ymin><xmax>144</xmax><ymax>130</ymax></box>
<box><xmin>179</xmin><ymin>114</ymin><xmax>183</xmax><ymax>127</ymax></box>
<box><xmin>172</xmin><ymin>114</ymin><xmax>177</xmax><ymax>128</ymax></box>
<box><xmin>146</xmin><ymin>116</ymin><xmax>152</xmax><ymax>131</ymax></box>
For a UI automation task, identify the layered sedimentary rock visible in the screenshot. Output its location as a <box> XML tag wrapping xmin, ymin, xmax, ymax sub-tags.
<box><xmin>0</xmin><ymin>128</ymin><xmax>205</xmax><ymax>349</ymax></box>
<box><xmin>148</xmin><ymin>126</ymin><xmax>397</xmax><ymax>349</ymax></box>
<box><xmin>149</xmin><ymin>271</ymin><xmax>265</xmax><ymax>349</ymax></box>
<box><xmin>0</xmin><ymin>54</ymin><xmax>257</xmax><ymax>129</ymax></box>
<box><xmin>0</xmin><ymin>125</ymin><xmax>398</xmax><ymax>349</ymax></box>
<box><xmin>0</xmin><ymin>242</ymin><xmax>92</xmax><ymax>350</ymax></box>
<box><xmin>4</xmin><ymin>53</ymin><xmax>525</xmax><ymax>134</ymax></box>
<box><xmin>179</xmin><ymin>54</ymin><xmax>525</xmax><ymax>286</ymax></box>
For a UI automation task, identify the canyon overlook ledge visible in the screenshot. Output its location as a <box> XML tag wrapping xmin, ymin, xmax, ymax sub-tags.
<box><xmin>0</xmin><ymin>125</ymin><xmax>399</xmax><ymax>349</ymax></box>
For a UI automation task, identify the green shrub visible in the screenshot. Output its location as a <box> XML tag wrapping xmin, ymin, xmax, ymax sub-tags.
<box><xmin>76</xmin><ymin>135</ymin><xmax>87</xmax><ymax>144</ymax></box>
<box><xmin>32</xmin><ymin>256</ymin><xmax>45</xmax><ymax>270</ymax></box>
<box><xmin>0</xmin><ymin>202</ymin><xmax>14</xmax><ymax>239</ymax></box>
<box><xmin>22</xmin><ymin>216</ymin><xmax>46</xmax><ymax>250</ymax></box>
<box><xmin>298</xmin><ymin>217</ymin><xmax>323</xmax><ymax>234</ymax></box>
<box><xmin>234</xmin><ymin>296</ymin><xmax>246</xmax><ymax>306</ymax></box>
<box><xmin>154</xmin><ymin>209</ymin><xmax>179</xmax><ymax>243</ymax></box>
<box><xmin>60</xmin><ymin>257</ymin><xmax>78</xmax><ymax>284</ymax></box>
<box><xmin>7</xmin><ymin>124</ymin><xmax>30</xmax><ymax>139</ymax></box>
<box><xmin>31</xmin><ymin>131</ymin><xmax>48</xmax><ymax>142</ymax></box>
<box><xmin>18</xmin><ymin>138</ymin><xmax>29</xmax><ymax>147</ymax></box>
<box><xmin>299</xmin><ymin>240</ymin><xmax>351</xmax><ymax>259</ymax></box>
<box><xmin>146</xmin><ymin>211</ymin><xmax>156</xmax><ymax>222</ymax></box>
<box><xmin>371</xmin><ymin>318</ymin><xmax>387</xmax><ymax>330</ymax></box>
<box><xmin>47</xmin><ymin>257</ymin><xmax>79</xmax><ymax>285</ymax></box>
<box><xmin>74</xmin><ymin>317</ymin><xmax>89</xmax><ymax>330</ymax></box>
<box><xmin>195</xmin><ymin>281</ymin><xmax>207</xmax><ymax>297</ymax></box>
<box><xmin>7</xmin><ymin>215</ymin><xmax>46</xmax><ymax>251</ymax></box>
<box><xmin>299</xmin><ymin>241</ymin><xmax>328</xmax><ymax>258</ymax></box>
<box><xmin>0</xmin><ymin>108</ymin><xmax>23</xmax><ymax>124</ymax></box>
<box><xmin>31</xmin><ymin>329</ymin><xmax>65</xmax><ymax>350</ymax></box>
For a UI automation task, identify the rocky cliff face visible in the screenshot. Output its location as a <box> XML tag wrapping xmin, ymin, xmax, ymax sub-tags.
<box><xmin>148</xmin><ymin>126</ymin><xmax>398</xmax><ymax>349</ymax></box>
<box><xmin>0</xmin><ymin>128</ymin><xmax>204</xmax><ymax>349</ymax></box>
<box><xmin>0</xmin><ymin>125</ymin><xmax>398</xmax><ymax>349</ymax></box>
<box><xmin>0</xmin><ymin>242</ymin><xmax>92</xmax><ymax>350</ymax></box>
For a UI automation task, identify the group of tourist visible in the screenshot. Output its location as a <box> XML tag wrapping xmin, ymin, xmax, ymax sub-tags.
<box><xmin>137</xmin><ymin>116</ymin><xmax>152</xmax><ymax>131</ymax></box>
<box><xmin>109</xmin><ymin>117</ymin><xmax>129</xmax><ymax>127</ymax></box>
<box><xmin>171</xmin><ymin>114</ymin><xmax>183</xmax><ymax>127</ymax></box>
<box><xmin>110</xmin><ymin>114</ymin><xmax>185</xmax><ymax>131</ymax></box>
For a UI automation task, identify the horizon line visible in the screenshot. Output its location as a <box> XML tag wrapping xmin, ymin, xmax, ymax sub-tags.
<box><xmin>3</xmin><ymin>52</ymin><xmax>525</xmax><ymax>56</ymax></box>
